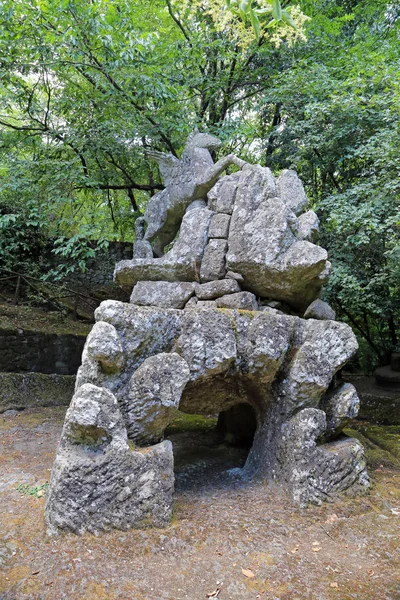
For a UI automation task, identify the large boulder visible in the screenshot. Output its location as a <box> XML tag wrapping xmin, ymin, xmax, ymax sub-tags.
<box><xmin>45</xmin><ymin>384</ymin><xmax>174</xmax><ymax>535</ymax></box>
<box><xmin>226</xmin><ymin>166</ymin><xmax>329</xmax><ymax>310</ymax></box>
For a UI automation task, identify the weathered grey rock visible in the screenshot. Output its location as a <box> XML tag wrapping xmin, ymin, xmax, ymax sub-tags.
<box><xmin>122</xmin><ymin>353</ymin><xmax>190</xmax><ymax>445</ymax></box>
<box><xmin>184</xmin><ymin>296</ymin><xmax>198</xmax><ymax>309</ymax></box>
<box><xmin>114</xmin><ymin>208</ymin><xmax>212</xmax><ymax>287</ymax></box>
<box><xmin>207</xmin><ymin>171</ymin><xmax>242</xmax><ymax>214</ymax></box>
<box><xmin>226</xmin><ymin>166</ymin><xmax>328</xmax><ymax>310</ymax></box>
<box><xmin>174</xmin><ymin>309</ymin><xmax>236</xmax><ymax>382</ymax></box>
<box><xmin>85</xmin><ymin>321</ymin><xmax>124</xmax><ymax>373</ymax></box>
<box><xmin>216</xmin><ymin>291</ymin><xmax>258</xmax><ymax>311</ymax></box>
<box><xmin>132</xmin><ymin>217</ymin><xmax>154</xmax><ymax>259</ymax></box>
<box><xmin>194</xmin><ymin>279</ymin><xmax>240</xmax><ymax>300</ymax></box>
<box><xmin>275</xmin><ymin>408</ymin><xmax>369</xmax><ymax>505</ymax></box>
<box><xmin>143</xmin><ymin>133</ymin><xmax>245</xmax><ymax>256</ymax></box>
<box><xmin>45</xmin><ymin>384</ymin><xmax>174</xmax><ymax>535</ymax></box>
<box><xmin>196</xmin><ymin>300</ymin><xmax>216</xmax><ymax>308</ymax></box>
<box><xmin>208</xmin><ymin>213</ymin><xmax>231</xmax><ymax>238</ymax></box>
<box><xmin>50</xmin><ymin>142</ymin><xmax>370</xmax><ymax>527</ymax></box>
<box><xmin>276</xmin><ymin>169</ymin><xmax>308</xmax><ymax>216</ymax></box>
<box><xmin>225</xmin><ymin>271</ymin><xmax>244</xmax><ymax>284</ymax></box>
<box><xmin>297</xmin><ymin>210</ymin><xmax>319</xmax><ymax>242</ymax></box>
<box><xmin>304</xmin><ymin>299</ymin><xmax>336</xmax><ymax>321</ymax></box>
<box><xmin>185</xmin><ymin>199</ymin><xmax>207</xmax><ymax>212</ymax></box>
<box><xmin>200</xmin><ymin>238</ymin><xmax>228</xmax><ymax>282</ymax></box>
<box><xmin>130</xmin><ymin>281</ymin><xmax>194</xmax><ymax>309</ymax></box>
<box><xmin>280</xmin><ymin>319</ymin><xmax>359</xmax><ymax>413</ymax></box>
<box><xmin>241</xmin><ymin>311</ymin><xmax>295</xmax><ymax>382</ymax></box>
<box><xmin>319</xmin><ymin>382</ymin><xmax>360</xmax><ymax>436</ymax></box>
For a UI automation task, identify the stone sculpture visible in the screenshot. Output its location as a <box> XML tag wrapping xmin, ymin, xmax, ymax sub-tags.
<box><xmin>45</xmin><ymin>133</ymin><xmax>369</xmax><ymax>535</ymax></box>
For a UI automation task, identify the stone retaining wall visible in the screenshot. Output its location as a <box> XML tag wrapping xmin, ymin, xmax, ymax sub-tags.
<box><xmin>0</xmin><ymin>372</ymin><xmax>75</xmax><ymax>412</ymax></box>
<box><xmin>0</xmin><ymin>328</ymin><xmax>86</xmax><ymax>375</ymax></box>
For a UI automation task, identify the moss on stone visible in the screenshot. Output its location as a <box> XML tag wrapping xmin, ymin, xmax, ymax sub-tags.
<box><xmin>0</xmin><ymin>372</ymin><xmax>75</xmax><ymax>412</ymax></box>
<box><xmin>344</xmin><ymin>425</ymin><xmax>400</xmax><ymax>469</ymax></box>
<box><xmin>165</xmin><ymin>411</ymin><xmax>217</xmax><ymax>435</ymax></box>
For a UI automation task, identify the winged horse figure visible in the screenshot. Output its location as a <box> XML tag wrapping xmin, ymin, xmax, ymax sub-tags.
<box><xmin>140</xmin><ymin>132</ymin><xmax>246</xmax><ymax>257</ymax></box>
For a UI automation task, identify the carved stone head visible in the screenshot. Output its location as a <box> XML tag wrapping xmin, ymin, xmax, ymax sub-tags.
<box><xmin>191</xmin><ymin>132</ymin><xmax>222</xmax><ymax>150</ymax></box>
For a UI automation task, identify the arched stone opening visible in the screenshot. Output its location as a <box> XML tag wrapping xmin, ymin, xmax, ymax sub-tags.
<box><xmin>164</xmin><ymin>400</ymin><xmax>258</xmax><ymax>492</ymax></box>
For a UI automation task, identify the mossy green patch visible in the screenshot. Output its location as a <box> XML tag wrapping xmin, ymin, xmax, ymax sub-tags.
<box><xmin>165</xmin><ymin>411</ymin><xmax>217</xmax><ymax>435</ymax></box>
<box><xmin>344</xmin><ymin>424</ymin><xmax>400</xmax><ymax>469</ymax></box>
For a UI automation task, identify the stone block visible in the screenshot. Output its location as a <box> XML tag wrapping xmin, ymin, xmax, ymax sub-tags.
<box><xmin>130</xmin><ymin>281</ymin><xmax>194</xmax><ymax>309</ymax></box>
<box><xmin>200</xmin><ymin>239</ymin><xmax>228</xmax><ymax>282</ymax></box>
<box><xmin>208</xmin><ymin>213</ymin><xmax>231</xmax><ymax>238</ymax></box>
<box><xmin>194</xmin><ymin>279</ymin><xmax>240</xmax><ymax>300</ymax></box>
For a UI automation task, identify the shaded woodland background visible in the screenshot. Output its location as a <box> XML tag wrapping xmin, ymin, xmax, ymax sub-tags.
<box><xmin>0</xmin><ymin>0</ymin><xmax>399</xmax><ymax>370</ymax></box>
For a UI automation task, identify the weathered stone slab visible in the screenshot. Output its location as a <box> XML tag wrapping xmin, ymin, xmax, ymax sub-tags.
<box><xmin>45</xmin><ymin>384</ymin><xmax>174</xmax><ymax>535</ymax></box>
<box><xmin>215</xmin><ymin>291</ymin><xmax>258</xmax><ymax>311</ymax></box>
<box><xmin>200</xmin><ymin>239</ymin><xmax>228</xmax><ymax>282</ymax></box>
<box><xmin>276</xmin><ymin>169</ymin><xmax>308</xmax><ymax>216</ymax></box>
<box><xmin>114</xmin><ymin>208</ymin><xmax>213</xmax><ymax>287</ymax></box>
<box><xmin>304</xmin><ymin>299</ymin><xmax>336</xmax><ymax>321</ymax></box>
<box><xmin>130</xmin><ymin>281</ymin><xmax>194</xmax><ymax>309</ymax></box>
<box><xmin>174</xmin><ymin>309</ymin><xmax>236</xmax><ymax>381</ymax></box>
<box><xmin>194</xmin><ymin>279</ymin><xmax>240</xmax><ymax>300</ymax></box>
<box><xmin>208</xmin><ymin>213</ymin><xmax>231</xmax><ymax>238</ymax></box>
<box><xmin>207</xmin><ymin>171</ymin><xmax>242</xmax><ymax>214</ymax></box>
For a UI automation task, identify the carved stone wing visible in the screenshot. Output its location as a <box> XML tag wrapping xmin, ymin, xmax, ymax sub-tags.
<box><xmin>146</xmin><ymin>150</ymin><xmax>181</xmax><ymax>186</ymax></box>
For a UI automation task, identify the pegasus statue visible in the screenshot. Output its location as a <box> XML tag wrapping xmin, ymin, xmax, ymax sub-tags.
<box><xmin>141</xmin><ymin>132</ymin><xmax>246</xmax><ymax>257</ymax></box>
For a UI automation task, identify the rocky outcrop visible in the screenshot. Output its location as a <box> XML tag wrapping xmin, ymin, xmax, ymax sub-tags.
<box><xmin>46</xmin><ymin>132</ymin><xmax>368</xmax><ymax>535</ymax></box>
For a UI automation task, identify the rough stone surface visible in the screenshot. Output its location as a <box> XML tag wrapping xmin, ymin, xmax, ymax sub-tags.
<box><xmin>130</xmin><ymin>281</ymin><xmax>194</xmax><ymax>309</ymax></box>
<box><xmin>114</xmin><ymin>208</ymin><xmax>213</xmax><ymax>287</ymax></box>
<box><xmin>275</xmin><ymin>408</ymin><xmax>369</xmax><ymax>506</ymax></box>
<box><xmin>215</xmin><ymin>291</ymin><xmax>258</xmax><ymax>311</ymax></box>
<box><xmin>320</xmin><ymin>382</ymin><xmax>360</xmax><ymax>436</ymax></box>
<box><xmin>208</xmin><ymin>213</ymin><xmax>231</xmax><ymax>238</ymax></box>
<box><xmin>225</xmin><ymin>270</ymin><xmax>244</xmax><ymax>284</ymax></box>
<box><xmin>200</xmin><ymin>239</ymin><xmax>228</xmax><ymax>282</ymax></box>
<box><xmin>45</xmin><ymin>384</ymin><xmax>174</xmax><ymax>534</ymax></box>
<box><xmin>276</xmin><ymin>169</ymin><xmax>309</xmax><ymax>216</ymax></box>
<box><xmin>49</xmin><ymin>133</ymin><xmax>369</xmax><ymax>532</ymax></box>
<box><xmin>132</xmin><ymin>217</ymin><xmax>153</xmax><ymax>259</ymax></box>
<box><xmin>226</xmin><ymin>166</ymin><xmax>329</xmax><ymax>310</ymax></box>
<box><xmin>304</xmin><ymin>299</ymin><xmax>336</xmax><ymax>321</ymax></box>
<box><xmin>122</xmin><ymin>353</ymin><xmax>190</xmax><ymax>445</ymax></box>
<box><xmin>297</xmin><ymin>210</ymin><xmax>320</xmax><ymax>242</ymax></box>
<box><xmin>194</xmin><ymin>279</ymin><xmax>240</xmax><ymax>300</ymax></box>
<box><xmin>207</xmin><ymin>171</ymin><xmax>242</xmax><ymax>214</ymax></box>
<box><xmin>86</xmin><ymin>321</ymin><xmax>125</xmax><ymax>373</ymax></box>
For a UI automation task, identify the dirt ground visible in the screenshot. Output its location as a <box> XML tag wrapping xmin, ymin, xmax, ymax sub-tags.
<box><xmin>0</xmin><ymin>407</ymin><xmax>399</xmax><ymax>600</ymax></box>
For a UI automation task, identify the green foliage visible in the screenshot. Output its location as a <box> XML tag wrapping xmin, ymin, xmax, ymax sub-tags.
<box><xmin>0</xmin><ymin>0</ymin><xmax>399</xmax><ymax>368</ymax></box>
<box><xmin>16</xmin><ymin>482</ymin><xmax>49</xmax><ymax>498</ymax></box>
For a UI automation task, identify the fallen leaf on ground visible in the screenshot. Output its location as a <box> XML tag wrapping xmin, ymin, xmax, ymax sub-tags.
<box><xmin>206</xmin><ymin>588</ymin><xmax>220</xmax><ymax>598</ymax></box>
<box><xmin>312</xmin><ymin>541</ymin><xmax>320</xmax><ymax>546</ymax></box>
<box><xmin>368</xmin><ymin>569</ymin><xmax>375</xmax><ymax>577</ymax></box>
<box><xmin>31</xmin><ymin>571</ymin><xmax>40</xmax><ymax>576</ymax></box>
<box><xmin>330</xmin><ymin>582</ymin><xmax>338</xmax><ymax>588</ymax></box>
<box><xmin>290</xmin><ymin>546</ymin><xmax>299</xmax><ymax>554</ymax></box>
<box><xmin>312</xmin><ymin>547</ymin><xmax>321</xmax><ymax>552</ymax></box>
<box><xmin>325</xmin><ymin>514</ymin><xmax>339</xmax><ymax>524</ymax></box>
<box><xmin>241</xmin><ymin>568</ymin><xmax>255</xmax><ymax>578</ymax></box>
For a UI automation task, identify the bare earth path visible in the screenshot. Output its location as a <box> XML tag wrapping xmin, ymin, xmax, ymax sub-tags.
<box><xmin>0</xmin><ymin>407</ymin><xmax>399</xmax><ymax>600</ymax></box>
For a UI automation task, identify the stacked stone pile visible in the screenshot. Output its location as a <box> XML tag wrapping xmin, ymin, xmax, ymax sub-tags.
<box><xmin>45</xmin><ymin>133</ymin><xmax>369</xmax><ymax>536</ymax></box>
